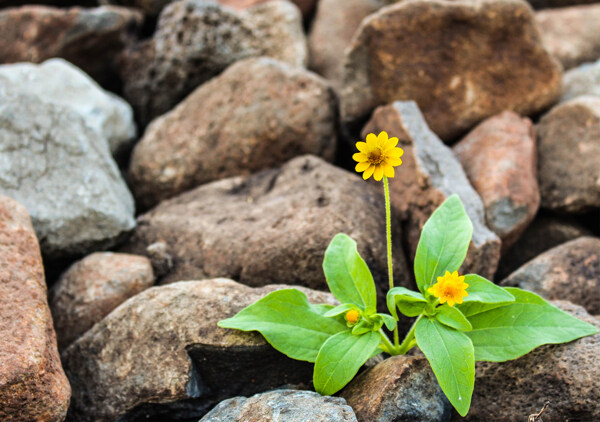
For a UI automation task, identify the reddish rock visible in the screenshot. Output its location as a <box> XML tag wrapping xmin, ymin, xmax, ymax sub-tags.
<box><xmin>0</xmin><ymin>195</ymin><xmax>70</xmax><ymax>421</ymax></box>
<box><xmin>453</xmin><ymin>111</ymin><xmax>539</xmax><ymax>249</ymax></box>
<box><xmin>341</xmin><ymin>0</ymin><xmax>563</xmax><ymax>142</ymax></box>
<box><xmin>49</xmin><ymin>252</ymin><xmax>155</xmax><ymax>350</ymax></box>
<box><xmin>536</xmin><ymin>4</ymin><xmax>600</xmax><ymax>70</ymax></box>
<box><xmin>362</xmin><ymin>101</ymin><xmax>501</xmax><ymax>279</ymax></box>
<box><xmin>537</xmin><ymin>96</ymin><xmax>600</xmax><ymax>213</ymax></box>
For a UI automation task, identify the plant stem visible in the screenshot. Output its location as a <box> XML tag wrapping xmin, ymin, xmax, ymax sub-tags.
<box><xmin>379</xmin><ymin>330</ymin><xmax>396</xmax><ymax>355</ymax></box>
<box><xmin>396</xmin><ymin>314</ymin><xmax>422</xmax><ymax>355</ymax></box>
<box><xmin>383</xmin><ymin>176</ymin><xmax>400</xmax><ymax>348</ymax></box>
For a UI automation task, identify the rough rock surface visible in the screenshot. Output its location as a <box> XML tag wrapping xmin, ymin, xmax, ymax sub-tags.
<box><xmin>0</xmin><ymin>196</ymin><xmax>71</xmax><ymax>422</ymax></box>
<box><xmin>501</xmin><ymin>237</ymin><xmax>600</xmax><ymax>314</ymax></box>
<box><xmin>341</xmin><ymin>0</ymin><xmax>563</xmax><ymax>141</ymax></box>
<box><xmin>536</xmin><ymin>4</ymin><xmax>600</xmax><ymax>70</ymax></box>
<box><xmin>0</xmin><ymin>87</ymin><xmax>136</xmax><ymax>259</ymax></box>
<box><xmin>129</xmin><ymin>57</ymin><xmax>336</xmax><ymax>209</ymax></box>
<box><xmin>537</xmin><ymin>96</ymin><xmax>600</xmax><ymax>213</ymax></box>
<box><xmin>362</xmin><ymin>101</ymin><xmax>501</xmax><ymax>279</ymax></box>
<box><xmin>200</xmin><ymin>389</ymin><xmax>358</xmax><ymax>421</ymax></box>
<box><xmin>122</xmin><ymin>155</ymin><xmax>410</xmax><ymax>296</ymax></box>
<box><xmin>49</xmin><ymin>252</ymin><xmax>154</xmax><ymax>350</ymax></box>
<box><xmin>63</xmin><ymin>279</ymin><xmax>339</xmax><ymax>422</ymax></box>
<box><xmin>453</xmin><ymin>111</ymin><xmax>539</xmax><ymax>249</ymax></box>
<box><xmin>340</xmin><ymin>355</ymin><xmax>451</xmax><ymax>422</ymax></box>
<box><xmin>0</xmin><ymin>5</ymin><xmax>142</xmax><ymax>88</ymax></box>
<box><xmin>528</xmin><ymin>0</ymin><xmax>599</xmax><ymax>8</ymax></box>
<box><xmin>120</xmin><ymin>0</ymin><xmax>307</xmax><ymax>126</ymax></box>
<box><xmin>0</xmin><ymin>58</ymin><xmax>136</xmax><ymax>157</ymax></box>
<box><xmin>561</xmin><ymin>59</ymin><xmax>600</xmax><ymax>103</ymax></box>
<box><xmin>456</xmin><ymin>301</ymin><xmax>600</xmax><ymax>422</ymax></box>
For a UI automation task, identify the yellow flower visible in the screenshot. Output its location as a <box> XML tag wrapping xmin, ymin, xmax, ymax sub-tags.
<box><xmin>345</xmin><ymin>309</ymin><xmax>360</xmax><ymax>324</ymax></box>
<box><xmin>428</xmin><ymin>271</ymin><xmax>469</xmax><ymax>307</ymax></box>
<box><xmin>353</xmin><ymin>131</ymin><xmax>404</xmax><ymax>181</ymax></box>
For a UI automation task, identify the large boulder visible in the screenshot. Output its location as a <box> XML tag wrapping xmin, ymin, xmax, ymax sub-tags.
<box><xmin>561</xmin><ymin>59</ymin><xmax>600</xmax><ymax>103</ymax></box>
<box><xmin>341</xmin><ymin>0</ymin><xmax>563</xmax><ymax>141</ymax></box>
<box><xmin>0</xmin><ymin>196</ymin><xmax>71</xmax><ymax>422</ymax></box>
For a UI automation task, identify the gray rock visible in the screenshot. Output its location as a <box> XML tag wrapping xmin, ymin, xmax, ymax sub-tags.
<box><xmin>0</xmin><ymin>86</ymin><xmax>135</xmax><ymax>259</ymax></box>
<box><xmin>561</xmin><ymin>59</ymin><xmax>600</xmax><ymax>103</ymax></box>
<box><xmin>200</xmin><ymin>389</ymin><xmax>358</xmax><ymax>422</ymax></box>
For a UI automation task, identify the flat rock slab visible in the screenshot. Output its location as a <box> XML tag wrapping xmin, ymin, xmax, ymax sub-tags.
<box><xmin>200</xmin><ymin>389</ymin><xmax>357</xmax><ymax>421</ymax></box>
<box><xmin>362</xmin><ymin>101</ymin><xmax>501</xmax><ymax>279</ymax></box>
<box><xmin>453</xmin><ymin>111</ymin><xmax>539</xmax><ymax>249</ymax></box>
<box><xmin>341</xmin><ymin>0</ymin><xmax>562</xmax><ymax>141</ymax></box>
<box><xmin>63</xmin><ymin>279</ymin><xmax>339</xmax><ymax>422</ymax></box>
<box><xmin>561</xmin><ymin>59</ymin><xmax>600</xmax><ymax>103</ymax></box>
<box><xmin>0</xmin><ymin>195</ymin><xmax>70</xmax><ymax>422</ymax></box>
<box><xmin>129</xmin><ymin>57</ymin><xmax>336</xmax><ymax>209</ymax></box>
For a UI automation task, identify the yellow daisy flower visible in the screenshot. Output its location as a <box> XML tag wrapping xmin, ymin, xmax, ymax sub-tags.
<box><xmin>428</xmin><ymin>271</ymin><xmax>469</xmax><ymax>307</ymax></box>
<box><xmin>353</xmin><ymin>131</ymin><xmax>404</xmax><ymax>181</ymax></box>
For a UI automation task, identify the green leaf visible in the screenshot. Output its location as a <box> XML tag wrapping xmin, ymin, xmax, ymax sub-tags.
<box><xmin>436</xmin><ymin>305</ymin><xmax>472</xmax><ymax>331</ymax></box>
<box><xmin>416</xmin><ymin>317</ymin><xmax>474</xmax><ymax>417</ymax></box>
<box><xmin>466</xmin><ymin>288</ymin><xmax>599</xmax><ymax>362</ymax></box>
<box><xmin>414</xmin><ymin>195</ymin><xmax>473</xmax><ymax>294</ymax></box>
<box><xmin>218</xmin><ymin>289</ymin><xmax>347</xmax><ymax>362</ymax></box>
<box><xmin>457</xmin><ymin>275</ymin><xmax>515</xmax><ymax>317</ymax></box>
<box><xmin>314</xmin><ymin>330</ymin><xmax>380</xmax><ymax>396</ymax></box>
<box><xmin>387</xmin><ymin>287</ymin><xmax>428</xmax><ymax>318</ymax></box>
<box><xmin>323</xmin><ymin>233</ymin><xmax>377</xmax><ymax>311</ymax></box>
<box><xmin>323</xmin><ymin>303</ymin><xmax>357</xmax><ymax>318</ymax></box>
<box><xmin>376</xmin><ymin>313</ymin><xmax>397</xmax><ymax>331</ymax></box>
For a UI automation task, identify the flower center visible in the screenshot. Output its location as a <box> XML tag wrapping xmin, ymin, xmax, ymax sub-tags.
<box><xmin>346</xmin><ymin>310</ymin><xmax>360</xmax><ymax>324</ymax></box>
<box><xmin>367</xmin><ymin>148</ymin><xmax>384</xmax><ymax>165</ymax></box>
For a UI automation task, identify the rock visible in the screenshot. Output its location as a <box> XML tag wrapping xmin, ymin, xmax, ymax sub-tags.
<box><xmin>200</xmin><ymin>389</ymin><xmax>357</xmax><ymax>421</ymax></box>
<box><xmin>561</xmin><ymin>59</ymin><xmax>600</xmax><ymax>103</ymax></box>
<box><xmin>49</xmin><ymin>252</ymin><xmax>154</xmax><ymax>350</ymax></box>
<box><xmin>457</xmin><ymin>301</ymin><xmax>600</xmax><ymax>421</ymax></box>
<box><xmin>62</xmin><ymin>279</ymin><xmax>339</xmax><ymax>422</ymax></box>
<box><xmin>340</xmin><ymin>355</ymin><xmax>451</xmax><ymax>422</ymax></box>
<box><xmin>341</xmin><ymin>0</ymin><xmax>562</xmax><ymax>142</ymax></box>
<box><xmin>528</xmin><ymin>0</ymin><xmax>598</xmax><ymax>9</ymax></box>
<box><xmin>501</xmin><ymin>237</ymin><xmax>600</xmax><ymax>314</ymax></box>
<box><xmin>537</xmin><ymin>96</ymin><xmax>600</xmax><ymax>213</ymax></box>
<box><xmin>453</xmin><ymin>111</ymin><xmax>539</xmax><ymax>250</ymax></box>
<box><xmin>536</xmin><ymin>4</ymin><xmax>600</xmax><ymax>70</ymax></box>
<box><xmin>362</xmin><ymin>101</ymin><xmax>501</xmax><ymax>279</ymax></box>
<box><xmin>120</xmin><ymin>0</ymin><xmax>307</xmax><ymax>126</ymax></box>
<box><xmin>0</xmin><ymin>58</ymin><xmax>136</xmax><ymax>157</ymax></box>
<box><xmin>0</xmin><ymin>87</ymin><xmax>136</xmax><ymax>259</ymax></box>
<box><xmin>145</xmin><ymin>241</ymin><xmax>173</xmax><ymax>277</ymax></box>
<box><xmin>0</xmin><ymin>196</ymin><xmax>70</xmax><ymax>422</ymax></box>
<box><xmin>218</xmin><ymin>0</ymin><xmax>318</xmax><ymax>18</ymax></box>
<box><xmin>122</xmin><ymin>155</ymin><xmax>410</xmax><ymax>297</ymax></box>
<box><xmin>128</xmin><ymin>57</ymin><xmax>336</xmax><ymax>209</ymax></box>
<box><xmin>0</xmin><ymin>5</ymin><xmax>142</xmax><ymax>89</ymax></box>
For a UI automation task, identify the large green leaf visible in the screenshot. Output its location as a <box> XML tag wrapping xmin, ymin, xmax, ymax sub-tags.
<box><xmin>314</xmin><ymin>330</ymin><xmax>380</xmax><ymax>396</ymax></box>
<box><xmin>218</xmin><ymin>289</ymin><xmax>347</xmax><ymax>362</ymax></box>
<box><xmin>456</xmin><ymin>274</ymin><xmax>515</xmax><ymax>317</ymax></box>
<box><xmin>467</xmin><ymin>288</ymin><xmax>598</xmax><ymax>362</ymax></box>
<box><xmin>323</xmin><ymin>233</ymin><xmax>377</xmax><ymax>311</ymax></box>
<box><xmin>414</xmin><ymin>195</ymin><xmax>473</xmax><ymax>294</ymax></box>
<box><xmin>416</xmin><ymin>317</ymin><xmax>474</xmax><ymax>417</ymax></box>
<box><xmin>387</xmin><ymin>287</ymin><xmax>428</xmax><ymax>318</ymax></box>
<box><xmin>436</xmin><ymin>305</ymin><xmax>472</xmax><ymax>331</ymax></box>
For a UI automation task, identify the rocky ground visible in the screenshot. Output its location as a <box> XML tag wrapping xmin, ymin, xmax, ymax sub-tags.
<box><xmin>0</xmin><ymin>0</ymin><xmax>599</xmax><ymax>421</ymax></box>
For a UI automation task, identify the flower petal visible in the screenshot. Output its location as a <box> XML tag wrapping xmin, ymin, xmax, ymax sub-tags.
<box><xmin>386</xmin><ymin>157</ymin><xmax>402</xmax><ymax>166</ymax></box>
<box><xmin>383</xmin><ymin>164</ymin><xmax>395</xmax><ymax>178</ymax></box>
<box><xmin>384</xmin><ymin>137</ymin><xmax>399</xmax><ymax>149</ymax></box>
<box><xmin>373</xmin><ymin>165</ymin><xmax>384</xmax><ymax>181</ymax></box>
<box><xmin>363</xmin><ymin>165</ymin><xmax>375</xmax><ymax>180</ymax></box>
<box><xmin>352</xmin><ymin>152</ymin><xmax>367</xmax><ymax>162</ymax></box>
<box><xmin>365</xmin><ymin>133</ymin><xmax>377</xmax><ymax>145</ymax></box>
<box><xmin>356</xmin><ymin>141</ymin><xmax>368</xmax><ymax>152</ymax></box>
<box><xmin>377</xmin><ymin>131</ymin><xmax>389</xmax><ymax>144</ymax></box>
<box><xmin>388</xmin><ymin>148</ymin><xmax>404</xmax><ymax>158</ymax></box>
<box><xmin>355</xmin><ymin>161</ymin><xmax>370</xmax><ymax>172</ymax></box>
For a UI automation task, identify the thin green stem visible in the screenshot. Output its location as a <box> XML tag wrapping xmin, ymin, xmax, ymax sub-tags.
<box><xmin>396</xmin><ymin>314</ymin><xmax>423</xmax><ymax>355</ymax></box>
<box><xmin>383</xmin><ymin>176</ymin><xmax>400</xmax><ymax>348</ymax></box>
<box><xmin>379</xmin><ymin>329</ymin><xmax>395</xmax><ymax>355</ymax></box>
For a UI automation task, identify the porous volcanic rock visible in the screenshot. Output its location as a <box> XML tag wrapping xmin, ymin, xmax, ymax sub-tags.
<box><xmin>0</xmin><ymin>196</ymin><xmax>70</xmax><ymax>422</ymax></box>
<box><xmin>120</xmin><ymin>0</ymin><xmax>306</xmax><ymax>126</ymax></box>
<box><xmin>453</xmin><ymin>111</ymin><xmax>539</xmax><ymax>249</ymax></box>
<box><xmin>200</xmin><ymin>390</ymin><xmax>358</xmax><ymax>421</ymax></box>
<box><xmin>340</xmin><ymin>355</ymin><xmax>451</xmax><ymax>422</ymax></box>
<box><xmin>49</xmin><ymin>252</ymin><xmax>155</xmax><ymax>350</ymax></box>
<box><xmin>501</xmin><ymin>237</ymin><xmax>600</xmax><ymax>314</ymax></box>
<box><xmin>536</xmin><ymin>4</ymin><xmax>600</xmax><ymax>70</ymax></box>
<box><xmin>341</xmin><ymin>0</ymin><xmax>563</xmax><ymax>141</ymax></box>
<box><xmin>63</xmin><ymin>279</ymin><xmax>339</xmax><ymax>422</ymax></box>
<box><xmin>362</xmin><ymin>101</ymin><xmax>501</xmax><ymax>279</ymax></box>
<box><xmin>537</xmin><ymin>96</ymin><xmax>600</xmax><ymax>213</ymax></box>
<box><xmin>128</xmin><ymin>57</ymin><xmax>336</xmax><ymax>209</ymax></box>
<box><xmin>122</xmin><ymin>155</ymin><xmax>410</xmax><ymax>297</ymax></box>
<box><xmin>561</xmin><ymin>59</ymin><xmax>600</xmax><ymax>103</ymax></box>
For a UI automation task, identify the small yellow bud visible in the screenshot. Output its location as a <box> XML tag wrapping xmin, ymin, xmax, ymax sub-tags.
<box><xmin>345</xmin><ymin>309</ymin><xmax>360</xmax><ymax>324</ymax></box>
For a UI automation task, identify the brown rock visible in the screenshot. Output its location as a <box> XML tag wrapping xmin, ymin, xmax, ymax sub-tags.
<box><xmin>0</xmin><ymin>5</ymin><xmax>142</xmax><ymax>88</ymax></box>
<box><xmin>49</xmin><ymin>252</ymin><xmax>155</xmax><ymax>351</ymax></box>
<box><xmin>453</xmin><ymin>111</ymin><xmax>540</xmax><ymax>249</ymax></box>
<box><xmin>341</xmin><ymin>0</ymin><xmax>563</xmax><ymax>142</ymax></box>
<box><xmin>218</xmin><ymin>0</ymin><xmax>318</xmax><ymax>17</ymax></box>
<box><xmin>501</xmin><ymin>237</ymin><xmax>600</xmax><ymax>314</ymax></box>
<box><xmin>340</xmin><ymin>355</ymin><xmax>450</xmax><ymax>422</ymax></box>
<box><xmin>362</xmin><ymin>101</ymin><xmax>501</xmax><ymax>279</ymax></box>
<box><xmin>0</xmin><ymin>196</ymin><xmax>70</xmax><ymax>421</ymax></box>
<box><xmin>528</xmin><ymin>0</ymin><xmax>598</xmax><ymax>8</ymax></box>
<box><xmin>63</xmin><ymin>279</ymin><xmax>339</xmax><ymax>422</ymax></box>
<box><xmin>537</xmin><ymin>96</ymin><xmax>600</xmax><ymax>213</ymax></box>
<box><xmin>536</xmin><ymin>4</ymin><xmax>600</xmax><ymax>70</ymax></box>
<box><xmin>129</xmin><ymin>57</ymin><xmax>336</xmax><ymax>209</ymax></box>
